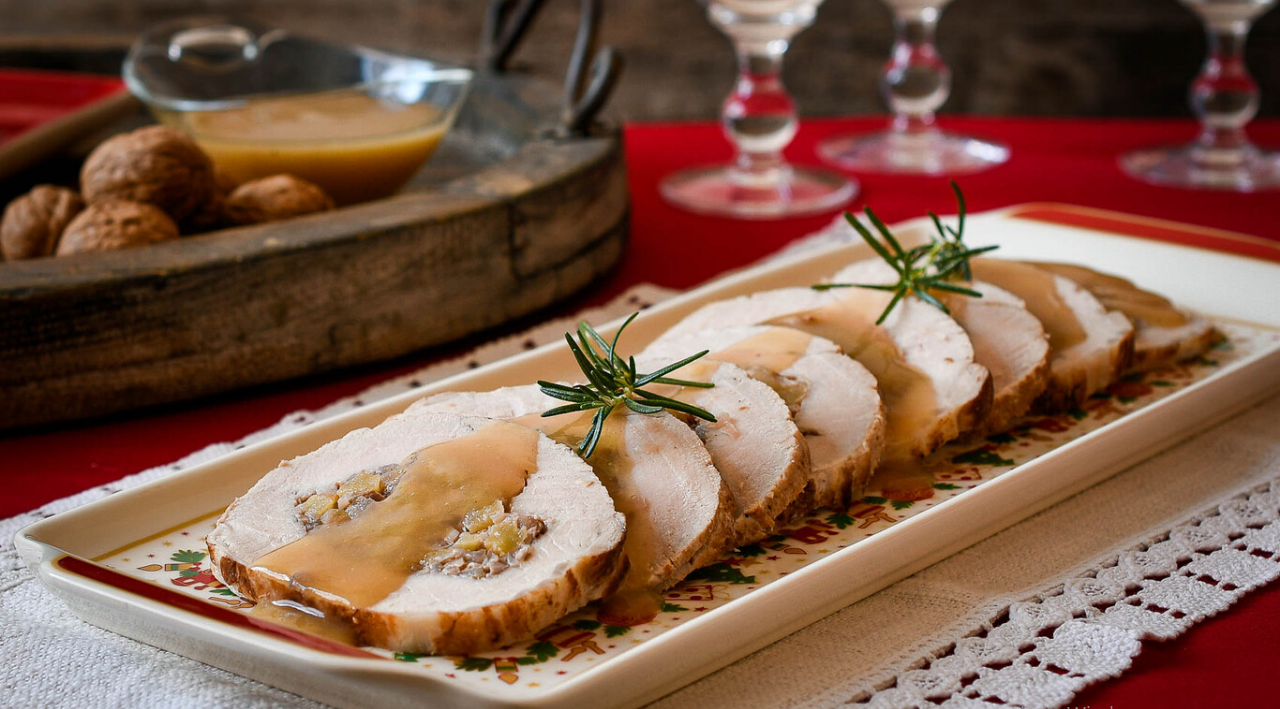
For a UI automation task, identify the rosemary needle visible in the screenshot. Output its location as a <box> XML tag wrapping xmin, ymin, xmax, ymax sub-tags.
<box><xmin>537</xmin><ymin>312</ymin><xmax>717</xmax><ymax>458</ymax></box>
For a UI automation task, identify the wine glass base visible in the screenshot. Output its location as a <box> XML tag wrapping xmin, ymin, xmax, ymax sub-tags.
<box><xmin>660</xmin><ymin>164</ymin><xmax>857</xmax><ymax>219</ymax></box>
<box><xmin>1120</xmin><ymin>144</ymin><xmax>1280</xmax><ymax>192</ymax></box>
<box><xmin>818</xmin><ymin>131</ymin><xmax>1010</xmax><ymax>175</ymax></box>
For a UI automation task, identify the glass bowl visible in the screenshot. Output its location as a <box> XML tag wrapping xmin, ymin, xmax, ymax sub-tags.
<box><xmin>124</xmin><ymin>17</ymin><xmax>473</xmax><ymax>205</ymax></box>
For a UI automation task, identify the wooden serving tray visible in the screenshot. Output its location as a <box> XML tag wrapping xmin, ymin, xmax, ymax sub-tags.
<box><xmin>0</xmin><ymin>70</ymin><xmax>628</xmax><ymax>430</ymax></box>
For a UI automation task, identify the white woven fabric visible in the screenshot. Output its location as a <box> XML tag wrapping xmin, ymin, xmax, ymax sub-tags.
<box><xmin>3</xmin><ymin>232</ymin><xmax>1279</xmax><ymax>708</ymax></box>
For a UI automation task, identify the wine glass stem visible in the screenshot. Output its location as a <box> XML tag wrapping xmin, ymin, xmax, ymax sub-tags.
<box><xmin>723</xmin><ymin>43</ymin><xmax>797</xmax><ymax>182</ymax></box>
<box><xmin>883</xmin><ymin>6</ymin><xmax>950</xmax><ymax>136</ymax></box>
<box><xmin>1191</xmin><ymin>17</ymin><xmax>1259</xmax><ymax>165</ymax></box>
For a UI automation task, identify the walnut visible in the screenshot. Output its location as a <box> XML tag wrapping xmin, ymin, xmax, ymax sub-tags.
<box><xmin>56</xmin><ymin>200</ymin><xmax>180</xmax><ymax>256</ymax></box>
<box><xmin>80</xmin><ymin>126</ymin><xmax>215</xmax><ymax>222</ymax></box>
<box><xmin>223</xmin><ymin>175</ymin><xmax>335</xmax><ymax>226</ymax></box>
<box><xmin>1</xmin><ymin>186</ymin><xmax>84</xmax><ymax>260</ymax></box>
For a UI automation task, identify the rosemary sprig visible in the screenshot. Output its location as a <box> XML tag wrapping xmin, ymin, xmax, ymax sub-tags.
<box><xmin>812</xmin><ymin>182</ymin><xmax>997</xmax><ymax>325</ymax></box>
<box><xmin>537</xmin><ymin>312</ymin><xmax>717</xmax><ymax>458</ymax></box>
<box><xmin>923</xmin><ymin>181</ymin><xmax>995</xmax><ymax>281</ymax></box>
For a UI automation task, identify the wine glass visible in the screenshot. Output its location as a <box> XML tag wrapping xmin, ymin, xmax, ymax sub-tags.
<box><xmin>660</xmin><ymin>0</ymin><xmax>857</xmax><ymax>219</ymax></box>
<box><xmin>1121</xmin><ymin>0</ymin><xmax>1280</xmax><ymax>191</ymax></box>
<box><xmin>817</xmin><ymin>0</ymin><xmax>1009</xmax><ymax>174</ymax></box>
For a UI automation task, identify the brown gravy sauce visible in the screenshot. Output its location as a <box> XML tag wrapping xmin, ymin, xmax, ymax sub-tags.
<box><xmin>252</xmin><ymin>421</ymin><xmax>538</xmax><ymax>609</ymax></box>
<box><xmin>869</xmin><ymin>458</ymin><xmax>937</xmax><ymax>503</ymax></box>
<box><xmin>970</xmin><ymin>259</ymin><xmax>1088</xmax><ymax>351</ymax></box>
<box><xmin>513</xmin><ymin>408</ymin><xmax>665</xmax><ymax>624</ymax></box>
<box><xmin>599</xmin><ymin>587</ymin><xmax>664</xmax><ymax>626</ymax></box>
<box><xmin>705</xmin><ymin>327</ymin><xmax>814</xmax><ymax>411</ymax></box>
<box><xmin>176</xmin><ymin>90</ymin><xmax>448</xmax><ymax>205</ymax></box>
<box><xmin>710</xmin><ymin>327</ymin><xmax>813</xmax><ymax>374</ymax></box>
<box><xmin>1029</xmin><ymin>262</ymin><xmax>1188</xmax><ymax>329</ymax></box>
<box><xmin>248</xmin><ymin>599</ymin><xmax>360</xmax><ymax>646</ymax></box>
<box><xmin>766</xmin><ymin>292</ymin><xmax>937</xmax><ymax>460</ymax></box>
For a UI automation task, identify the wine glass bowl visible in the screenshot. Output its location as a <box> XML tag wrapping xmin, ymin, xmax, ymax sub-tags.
<box><xmin>660</xmin><ymin>0</ymin><xmax>856</xmax><ymax>219</ymax></box>
<box><xmin>817</xmin><ymin>0</ymin><xmax>1009</xmax><ymax>175</ymax></box>
<box><xmin>1121</xmin><ymin>0</ymin><xmax>1280</xmax><ymax>191</ymax></box>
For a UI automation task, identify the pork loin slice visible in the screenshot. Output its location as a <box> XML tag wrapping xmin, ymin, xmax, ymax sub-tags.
<box><xmin>207</xmin><ymin>411</ymin><xmax>627</xmax><ymax>655</ymax></box>
<box><xmin>970</xmin><ymin>259</ymin><xmax>1135</xmax><ymax>411</ymax></box>
<box><xmin>411</xmin><ymin>387</ymin><xmax>735</xmax><ymax>591</ymax></box>
<box><xmin>1028</xmin><ymin>261</ymin><xmax>1219</xmax><ymax>372</ymax></box>
<box><xmin>658</xmin><ymin>286</ymin><xmax>991</xmax><ymax>461</ymax></box>
<box><xmin>833</xmin><ymin>259</ymin><xmax>1050</xmax><ymax>437</ymax></box>
<box><xmin>641</xmin><ymin>325</ymin><xmax>885</xmax><ymax>509</ymax></box>
<box><xmin>630</xmin><ymin>356</ymin><xmax>811</xmax><ymax>545</ymax></box>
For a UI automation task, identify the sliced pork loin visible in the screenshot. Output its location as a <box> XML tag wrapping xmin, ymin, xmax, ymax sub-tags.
<box><xmin>411</xmin><ymin>386</ymin><xmax>735</xmax><ymax>590</ymax></box>
<box><xmin>969</xmin><ymin>258</ymin><xmax>1135</xmax><ymax>412</ymax></box>
<box><xmin>658</xmin><ymin>286</ymin><xmax>992</xmax><ymax>461</ymax></box>
<box><xmin>207</xmin><ymin>411</ymin><xmax>627</xmax><ymax>655</ymax></box>
<box><xmin>641</xmin><ymin>325</ymin><xmax>885</xmax><ymax>509</ymax></box>
<box><xmin>833</xmin><ymin>259</ymin><xmax>1050</xmax><ymax>437</ymax></box>
<box><xmin>1028</xmin><ymin>261</ymin><xmax>1219</xmax><ymax>372</ymax></box>
<box><xmin>630</xmin><ymin>356</ymin><xmax>810</xmax><ymax>545</ymax></box>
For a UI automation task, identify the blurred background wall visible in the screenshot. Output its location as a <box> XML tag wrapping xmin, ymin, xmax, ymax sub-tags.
<box><xmin>1</xmin><ymin>0</ymin><xmax>1277</xmax><ymax>120</ymax></box>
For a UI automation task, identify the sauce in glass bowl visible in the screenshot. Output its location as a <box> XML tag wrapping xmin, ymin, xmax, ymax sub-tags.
<box><xmin>126</xmin><ymin>18</ymin><xmax>473</xmax><ymax>206</ymax></box>
<box><xmin>162</xmin><ymin>90</ymin><xmax>450</xmax><ymax>205</ymax></box>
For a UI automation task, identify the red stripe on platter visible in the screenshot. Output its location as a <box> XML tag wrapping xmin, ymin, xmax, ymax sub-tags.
<box><xmin>1008</xmin><ymin>204</ymin><xmax>1280</xmax><ymax>264</ymax></box>
<box><xmin>56</xmin><ymin>555</ymin><xmax>383</xmax><ymax>660</ymax></box>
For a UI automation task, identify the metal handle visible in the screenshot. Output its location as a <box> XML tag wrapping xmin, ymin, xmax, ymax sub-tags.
<box><xmin>562</xmin><ymin>45</ymin><xmax>623</xmax><ymax>136</ymax></box>
<box><xmin>560</xmin><ymin>0</ymin><xmax>622</xmax><ymax>136</ymax></box>
<box><xmin>563</xmin><ymin>0</ymin><xmax>601</xmax><ymax>103</ymax></box>
<box><xmin>481</xmin><ymin>0</ymin><xmax>547</xmax><ymax>72</ymax></box>
<box><xmin>480</xmin><ymin>0</ymin><xmax>623</xmax><ymax>137</ymax></box>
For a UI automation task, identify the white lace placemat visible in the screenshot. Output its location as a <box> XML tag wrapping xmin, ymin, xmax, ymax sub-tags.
<box><xmin>3</xmin><ymin>229</ymin><xmax>1279</xmax><ymax>709</ymax></box>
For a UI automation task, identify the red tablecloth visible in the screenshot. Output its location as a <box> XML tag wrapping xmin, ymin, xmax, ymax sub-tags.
<box><xmin>4</xmin><ymin>116</ymin><xmax>1279</xmax><ymax>707</ymax></box>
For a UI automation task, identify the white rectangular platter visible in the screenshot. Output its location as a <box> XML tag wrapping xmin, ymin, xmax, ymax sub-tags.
<box><xmin>16</xmin><ymin>204</ymin><xmax>1280</xmax><ymax>709</ymax></box>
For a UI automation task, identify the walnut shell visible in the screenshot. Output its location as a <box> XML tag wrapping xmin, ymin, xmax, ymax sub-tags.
<box><xmin>57</xmin><ymin>200</ymin><xmax>180</xmax><ymax>256</ymax></box>
<box><xmin>80</xmin><ymin>126</ymin><xmax>215</xmax><ymax>222</ymax></box>
<box><xmin>223</xmin><ymin>175</ymin><xmax>335</xmax><ymax>226</ymax></box>
<box><xmin>1</xmin><ymin>185</ymin><xmax>84</xmax><ymax>260</ymax></box>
